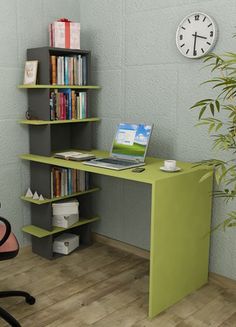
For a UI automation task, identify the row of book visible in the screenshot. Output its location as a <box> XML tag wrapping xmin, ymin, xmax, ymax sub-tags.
<box><xmin>51</xmin><ymin>55</ymin><xmax>87</xmax><ymax>85</ymax></box>
<box><xmin>50</xmin><ymin>90</ymin><xmax>88</xmax><ymax>120</ymax></box>
<box><xmin>51</xmin><ymin>168</ymin><xmax>89</xmax><ymax>198</ymax></box>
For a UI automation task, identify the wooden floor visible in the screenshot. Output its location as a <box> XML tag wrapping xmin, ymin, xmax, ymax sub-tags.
<box><xmin>0</xmin><ymin>243</ymin><xmax>236</xmax><ymax>327</ymax></box>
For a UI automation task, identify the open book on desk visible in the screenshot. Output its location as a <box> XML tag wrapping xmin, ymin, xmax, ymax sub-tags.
<box><xmin>54</xmin><ymin>151</ymin><xmax>96</xmax><ymax>161</ymax></box>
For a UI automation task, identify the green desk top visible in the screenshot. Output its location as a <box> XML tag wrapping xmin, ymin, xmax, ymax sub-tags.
<box><xmin>20</xmin><ymin>150</ymin><xmax>207</xmax><ymax>185</ymax></box>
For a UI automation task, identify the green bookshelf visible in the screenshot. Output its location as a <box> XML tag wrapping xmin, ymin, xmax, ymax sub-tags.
<box><xmin>22</xmin><ymin>216</ymin><xmax>100</xmax><ymax>238</ymax></box>
<box><xmin>19</xmin><ymin>117</ymin><xmax>100</xmax><ymax>125</ymax></box>
<box><xmin>21</xmin><ymin>187</ymin><xmax>100</xmax><ymax>205</ymax></box>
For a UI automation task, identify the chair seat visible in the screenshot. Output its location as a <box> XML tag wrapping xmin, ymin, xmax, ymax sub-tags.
<box><xmin>0</xmin><ymin>224</ymin><xmax>19</xmax><ymax>255</ymax></box>
<box><xmin>0</xmin><ymin>216</ymin><xmax>35</xmax><ymax>326</ymax></box>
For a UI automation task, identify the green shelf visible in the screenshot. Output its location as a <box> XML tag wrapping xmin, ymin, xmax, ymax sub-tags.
<box><xmin>21</xmin><ymin>187</ymin><xmax>100</xmax><ymax>205</ymax></box>
<box><xmin>18</xmin><ymin>84</ymin><xmax>100</xmax><ymax>89</ymax></box>
<box><xmin>18</xmin><ymin>117</ymin><xmax>100</xmax><ymax>125</ymax></box>
<box><xmin>22</xmin><ymin>216</ymin><xmax>100</xmax><ymax>238</ymax></box>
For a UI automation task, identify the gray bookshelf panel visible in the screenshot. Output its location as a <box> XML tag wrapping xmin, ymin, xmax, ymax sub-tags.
<box><xmin>30</xmin><ymin>162</ymin><xmax>52</xmax><ymax>231</ymax></box>
<box><xmin>28</xmin><ymin>89</ymin><xmax>50</xmax><ymax>121</ymax></box>
<box><xmin>27</xmin><ymin>47</ymin><xmax>51</xmax><ymax>85</ymax></box>
<box><xmin>31</xmin><ymin>204</ymin><xmax>52</xmax><ymax>231</ymax></box>
<box><xmin>29</xmin><ymin>125</ymin><xmax>52</xmax><ymax>156</ymax></box>
<box><xmin>30</xmin><ymin>162</ymin><xmax>51</xmax><ymax>197</ymax></box>
<box><xmin>32</xmin><ymin>235</ymin><xmax>53</xmax><ymax>260</ymax></box>
<box><xmin>70</xmin><ymin>123</ymin><xmax>92</xmax><ymax>150</ymax></box>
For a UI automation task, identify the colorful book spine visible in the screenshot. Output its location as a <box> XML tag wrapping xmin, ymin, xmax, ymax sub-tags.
<box><xmin>71</xmin><ymin>90</ymin><xmax>76</xmax><ymax>119</ymax></box>
<box><xmin>51</xmin><ymin>168</ymin><xmax>89</xmax><ymax>197</ymax></box>
<box><xmin>51</xmin><ymin>56</ymin><xmax>57</xmax><ymax>85</ymax></box>
<box><xmin>50</xmin><ymin>55</ymin><xmax>87</xmax><ymax>86</ymax></box>
<box><xmin>64</xmin><ymin>57</ymin><xmax>69</xmax><ymax>85</ymax></box>
<box><xmin>49</xmin><ymin>90</ymin><xmax>88</xmax><ymax>120</ymax></box>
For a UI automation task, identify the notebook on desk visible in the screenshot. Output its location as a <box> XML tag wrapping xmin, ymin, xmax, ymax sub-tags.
<box><xmin>83</xmin><ymin>122</ymin><xmax>153</xmax><ymax>170</ymax></box>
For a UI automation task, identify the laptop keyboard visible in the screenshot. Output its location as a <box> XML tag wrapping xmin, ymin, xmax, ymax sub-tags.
<box><xmin>97</xmin><ymin>158</ymin><xmax>136</xmax><ymax>166</ymax></box>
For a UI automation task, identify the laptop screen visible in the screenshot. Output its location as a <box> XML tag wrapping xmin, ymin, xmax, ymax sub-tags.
<box><xmin>111</xmin><ymin>123</ymin><xmax>153</xmax><ymax>161</ymax></box>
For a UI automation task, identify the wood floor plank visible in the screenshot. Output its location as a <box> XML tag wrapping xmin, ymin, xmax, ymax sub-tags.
<box><xmin>218</xmin><ymin>312</ymin><xmax>236</xmax><ymax>326</ymax></box>
<box><xmin>1</xmin><ymin>244</ymin><xmax>129</xmax><ymax>300</ymax></box>
<box><xmin>46</xmin><ymin>274</ymin><xmax>149</xmax><ymax>326</ymax></box>
<box><xmin>17</xmin><ymin>263</ymin><xmax>149</xmax><ymax>326</ymax></box>
<box><xmin>167</xmin><ymin>283</ymin><xmax>224</xmax><ymax>320</ymax></box>
<box><xmin>176</xmin><ymin>293</ymin><xmax>236</xmax><ymax>327</ymax></box>
<box><xmin>2</xmin><ymin>252</ymin><xmax>143</xmax><ymax>315</ymax></box>
<box><xmin>0</xmin><ymin>242</ymin><xmax>235</xmax><ymax>327</ymax></box>
<box><xmin>91</xmin><ymin>296</ymin><xmax>148</xmax><ymax>327</ymax></box>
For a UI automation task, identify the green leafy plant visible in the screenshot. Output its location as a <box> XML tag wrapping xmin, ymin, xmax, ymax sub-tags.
<box><xmin>190</xmin><ymin>51</ymin><xmax>236</xmax><ymax>229</ymax></box>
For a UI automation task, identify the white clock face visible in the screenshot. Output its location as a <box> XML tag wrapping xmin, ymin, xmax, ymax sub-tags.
<box><xmin>176</xmin><ymin>12</ymin><xmax>217</xmax><ymax>58</ymax></box>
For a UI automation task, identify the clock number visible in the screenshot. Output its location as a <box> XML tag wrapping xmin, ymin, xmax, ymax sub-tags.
<box><xmin>180</xmin><ymin>35</ymin><xmax>183</xmax><ymax>40</ymax></box>
<box><xmin>195</xmin><ymin>15</ymin><xmax>200</xmax><ymax>21</ymax></box>
<box><xmin>210</xmin><ymin>31</ymin><xmax>213</xmax><ymax>37</ymax></box>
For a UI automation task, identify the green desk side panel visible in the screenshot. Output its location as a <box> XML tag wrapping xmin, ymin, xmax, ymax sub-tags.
<box><xmin>149</xmin><ymin>168</ymin><xmax>213</xmax><ymax>318</ymax></box>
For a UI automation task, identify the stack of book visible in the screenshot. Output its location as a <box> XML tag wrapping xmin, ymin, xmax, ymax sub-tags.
<box><xmin>51</xmin><ymin>168</ymin><xmax>89</xmax><ymax>197</ymax></box>
<box><xmin>50</xmin><ymin>90</ymin><xmax>87</xmax><ymax>120</ymax></box>
<box><xmin>50</xmin><ymin>55</ymin><xmax>87</xmax><ymax>85</ymax></box>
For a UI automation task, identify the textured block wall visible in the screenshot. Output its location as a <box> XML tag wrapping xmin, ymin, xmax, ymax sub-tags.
<box><xmin>0</xmin><ymin>0</ymin><xmax>80</xmax><ymax>245</ymax></box>
<box><xmin>80</xmin><ymin>0</ymin><xmax>236</xmax><ymax>280</ymax></box>
<box><xmin>0</xmin><ymin>0</ymin><xmax>235</xmax><ymax>280</ymax></box>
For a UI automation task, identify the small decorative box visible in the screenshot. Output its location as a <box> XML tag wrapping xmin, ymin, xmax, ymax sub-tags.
<box><xmin>49</xmin><ymin>18</ymin><xmax>80</xmax><ymax>49</ymax></box>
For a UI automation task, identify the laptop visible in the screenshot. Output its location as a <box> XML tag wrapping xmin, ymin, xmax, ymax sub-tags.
<box><xmin>83</xmin><ymin>122</ymin><xmax>153</xmax><ymax>170</ymax></box>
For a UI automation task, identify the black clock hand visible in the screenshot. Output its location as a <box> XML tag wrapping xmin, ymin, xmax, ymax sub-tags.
<box><xmin>193</xmin><ymin>32</ymin><xmax>197</xmax><ymax>56</ymax></box>
<box><xmin>192</xmin><ymin>33</ymin><xmax>207</xmax><ymax>40</ymax></box>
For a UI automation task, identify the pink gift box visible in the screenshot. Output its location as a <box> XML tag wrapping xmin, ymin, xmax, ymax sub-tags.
<box><xmin>49</xmin><ymin>18</ymin><xmax>80</xmax><ymax>49</ymax></box>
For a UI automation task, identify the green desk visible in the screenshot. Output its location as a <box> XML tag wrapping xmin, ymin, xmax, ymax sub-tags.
<box><xmin>20</xmin><ymin>150</ymin><xmax>213</xmax><ymax>318</ymax></box>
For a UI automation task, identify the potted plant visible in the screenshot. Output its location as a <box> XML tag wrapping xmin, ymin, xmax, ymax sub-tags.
<box><xmin>191</xmin><ymin>49</ymin><xmax>236</xmax><ymax>229</ymax></box>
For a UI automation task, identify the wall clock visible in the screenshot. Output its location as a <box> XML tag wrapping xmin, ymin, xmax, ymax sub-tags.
<box><xmin>176</xmin><ymin>12</ymin><xmax>218</xmax><ymax>58</ymax></box>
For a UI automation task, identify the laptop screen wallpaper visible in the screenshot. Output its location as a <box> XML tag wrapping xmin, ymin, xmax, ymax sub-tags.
<box><xmin>112</xmin><ymin>123</ymin><xmax>152</xmax><ymax>158</ymax></box>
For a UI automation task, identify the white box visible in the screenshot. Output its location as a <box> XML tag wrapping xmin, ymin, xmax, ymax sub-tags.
<box><xmin>52</xmin><ymin>214</ymin><xmax>79</xmax><ymax>228</ymax></box>
<box><xmin>53</xmin><ymin>233</ymin><xmax>79</xmax><ymax>255</ymax></box>
<box><xmin>52</xmin><ymin>199</ymin><xmax>79</xmax><ymax>216</ymax></box>
<box><xmin>52</xmin><ymin>200</ymin><xmax>79</xmax><ymax>228</ymax></box>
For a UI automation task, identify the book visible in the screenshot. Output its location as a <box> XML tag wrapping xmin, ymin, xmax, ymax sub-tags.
<box><xmin>51</xmin><ymin>56</ymin><xmax>57</xmax><ymax>84</ymax></box>
<box><xmin>54</xmin><ymin>151</ymin><xmax>95</xmax><ymax>161</ymax></box>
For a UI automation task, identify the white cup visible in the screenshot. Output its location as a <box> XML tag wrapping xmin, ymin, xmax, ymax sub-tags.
<box><xmin>164</xmin><ymin>160</ymin><xmax>176</xmax><ymax>171</ymax></box>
